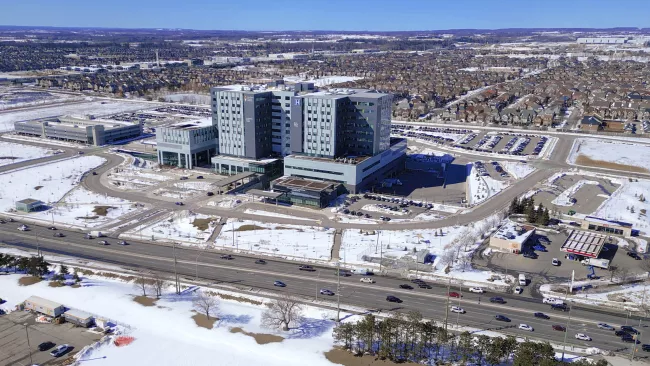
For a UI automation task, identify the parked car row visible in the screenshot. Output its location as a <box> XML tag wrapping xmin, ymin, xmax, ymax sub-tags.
<box><xmin>508</xmin><ymin>137</ymin><xmax>530</xmax><ymax>155</ymax></box>
<box><xmin>457</xmin><ymin>133</ymin><xmax>478</xmax><ymax>145</ymax></box>
<box><xmin>474</xmin><ymin>161</ymin><xmax>489</xmax><ymax>176</ymax></box>
<box><xmin>500</xmin><ymin>136</ymin><xmax>519</xmax><ymax>153</ymax></box>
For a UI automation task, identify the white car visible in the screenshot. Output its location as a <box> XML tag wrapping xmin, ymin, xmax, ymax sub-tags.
<box><xmin>360</xmin><ymin>277</ymin><xmax>375</xmax><ymax>284</ymax></box>
<box><xmin>575</xmin><ymin>333</ymin><xmax>591</xmax><ymax>341</ymax></box>
<box><xmin>18</xmin><ymin>225</ymin><xmax>29</xmax><ymax>231</ymax></box>
<box><xmin>468</xmin><ymin>287</ymin><xmax>485</xmax><ymax>293</ymax></box>
<box><xmin>450</xmin><ymin>306</ymin><xmax>465</xmax><ymax>314</ymax></box>
<box><xmin>543</xmin><ymin>297</ymin><xmax>563</xmax><ymax>305</ymax></box>
<box><xmin>514</xmin><ymin>286</ymin><xmax>523</xmax><ymax>294</ymax></box>
<box><xmin>50</xmin><ymin>344</ymin><xmax>71</xmax><ymax>357</ymax></box>
<box><xmin>119</xmin><ymin>240</ymin><xmax>128</xmax><ymax>245</ymax></box>
<box><xmin>98</xmin><ymin>240</ymin><xmax>108</xmax><ymax>245</ymax></box>
<box><xmin>319</xmin><ymin>289</ymin><xmax>334</xmax><ymax>296</ymax></box>
<box><xmin>518</xmin><ymin>324</ymin><xmax>534</xmax><ymax>331</ymax></box>
<box><xmin>552</xmin><ymin>258</ymin><xmax>560</xmax><ymax>266</ymax></box>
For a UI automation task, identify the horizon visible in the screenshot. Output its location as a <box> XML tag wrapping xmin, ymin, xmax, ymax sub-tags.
<box><xmin>2</xmin><ymin>0</ymin><xmax>650</xmax><ymax>31</ymax></box>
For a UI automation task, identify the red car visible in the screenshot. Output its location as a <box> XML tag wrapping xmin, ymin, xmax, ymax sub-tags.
<box><xmin>552</xmin><ymin>325</ymin><xmax>566</xmax><ymax>332</ymax></box>
<box><xmin>448</xmin><ymin>292</ymin><xmax>461</xmax><ymax>298</ymax></box>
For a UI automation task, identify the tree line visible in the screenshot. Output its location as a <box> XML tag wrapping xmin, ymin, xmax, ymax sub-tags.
<box><xmin>509</xmin><ymin>197</ymin><xmax>551</xmax><ymax>226</ymax></box>
<box><xmin>0</xmin><ymin>253</ymin><xmax>49</xmax><ymax>277</ymax></box>
<box><xmin>333</xmin><ymin>312</ymin><xmax>608</xmax><ymax>366</ymax></box>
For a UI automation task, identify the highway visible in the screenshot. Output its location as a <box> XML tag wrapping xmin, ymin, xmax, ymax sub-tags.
<box><xmin>0</xmin><ymin>222</ymin><xmax>645</xmax><ymax>353</ymax></box>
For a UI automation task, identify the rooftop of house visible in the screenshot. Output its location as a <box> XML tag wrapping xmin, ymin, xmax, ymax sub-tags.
<box><xmin>491</xmin><ymin>221</ymin><xmax>535</xmax><ymax>245</ymax></box>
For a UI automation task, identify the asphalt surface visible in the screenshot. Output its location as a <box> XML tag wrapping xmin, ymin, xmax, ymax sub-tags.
<box><xmin>0</xmin><ymin>222</ymin><xmax>646</xmax><ymax>353</ymax></box>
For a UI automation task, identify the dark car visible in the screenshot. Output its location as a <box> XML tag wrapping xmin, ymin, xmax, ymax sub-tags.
<box><xmin>48</xmin><ymin>226</ymin><xmax>57</xmax><ymax>230</ymax></box>
<box><xmin>642</xmin><ymin>344</ymin><xmax>650</xmax><ymax>352</ymax></box>
<box><xmin>628</xmin><ymin>252</ymin><xmax>642</xmax><ymax>260</ymax></box>
<box><xmin>220</xmin><ymin>254</ymin><xmax>234</xmax><ymax>260</ymax></box>
<box><xmin>53</xmin><ymin>232</ymin><xmax>65</xmax><ymax>237</ymax></box>
<box><xmin>490</xmin><ymin>297</ymin><xmax>506</xmax><ymax>304</ymax></box>
<box><xmin>552</xmin><ymin>325</ymin><xmax>566</xmax><ymax>332</ymax></box>
<box><xmin>399</xmin><ymin>284</ymin><xmax>413</xmax><ymax>290</ymax></box>
<box><xmin>495</xmin><ymin>315</ymin><xmax>511</xmax><ymax>322</ymax></box>
<box><xmin>621</xmin><ymin>326</ymin><xmax>639</xmax><ymax>335</ymax></box>
<box><xmin>92</xmin><ymin>171</ymin><xmax>98</xmax><ymax>175</ymax></box>
<box><xmin>523</xmin><ymin>252</ymin><xmax>538</xmax><ymax>259</ymax></box>
<box><xmin>411</xmin><ymin>278</ymin><xmax>424</xmax><ymax>283</ymax></box>
<box><xmin>206</xmin><ymin>192</ymin><xmax>214</xmax><ymax>196</ymax></box>
<box><xmin>196</xmin><ymin>176</ymin><xmax>204</xmax><ymax>179</ymax></box>
<box><xmin>299</xmin><ymin>265</ymin><xmax>316</xmax><ymax>272</ymax></box>
<box><xmin>616</xmin><ymin>330</ymin><xmax>631</xmax><ymax>337</ymax></box>
<box><xmin>551</xmin><ymin>303</ymin><xmax>569</xmax><ymax>312</ymax></box>
<box><xmin>418</xmin><ymin>283</ymin><xmax>432</xmax><ymax>289</ymax></box>
<box><xmin>255</xmin><ymin>259</ymin><xmax>266</xmax><ymax>264</ymax></box>
<box><xmin>448</xmin><ymin>292</ymin><xmax>461</xmax><ymax>298</ymax></box>
<box><xmin>175</xmin><ymin>202</ymin><xmax>184</xmax><ymax>206</ymax></box>
<box><xmin>534</xmin><ymin>312</ymin><xmax>550</xmax><ymax>320</ymax></box>
<box><xmin>622</xmin><ymin>335</ymin><xmax>640</xmax><ymax>344</ymax></box>
<box><xmin>38</xmin><ymin>341</ymin><xmax>55</xmax><ymax>351</ymax></box>
<box><xmin>386</xmin><ymin>296</ymin><xmax>402</xmax><ymax>303</ymax></box>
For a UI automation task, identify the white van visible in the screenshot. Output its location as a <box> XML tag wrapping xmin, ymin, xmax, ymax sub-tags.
<box><xmin>518</xmin><ymin>274</ymin><xmax>527</xmax><ymax>286</ymax></box>
<box><xmin>543</xmin><ymin>297</ymin><xmax>564</xmax><ymax>305</ymax></box>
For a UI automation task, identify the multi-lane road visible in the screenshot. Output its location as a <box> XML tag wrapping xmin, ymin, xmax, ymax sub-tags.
<box><xmin>0</xmin><ymin>222</ymin><xmax>645</xmax><ymax>353</ymax></box>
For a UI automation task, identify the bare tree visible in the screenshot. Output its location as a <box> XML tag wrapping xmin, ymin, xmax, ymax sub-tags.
<box><xmin>608</xmin><ymin>266</ymin><xmax>629</xmax><ymax>283</ymax></box>
<box><xmin>458</xmin><ymin>254</ymin><xmax>472</xmax><ymax>272</ymax></box>
<box><xmin>134</xmin><ymin>273</ymin><xmax>151</xmax><ymax>296</ymax></box>
<box><xmin>261</xmin><ymin>293</ymin><xmax>304</xmax><ymax>331</ymax></box>
<box><xmin>151</xmin><ymin>272</ymin><xmax>168</xmax><ymax>299</ymax></box>
<box><xmin>193</xmin><ymin>292</ymin><xmax>220</xmax><ymax>320</ymax></box>
<box><xmin>640</xmin><ymin>258</ymin><xmax>650</xmax><ymax>279</ymax></box>
<box><xmin>440</xmin><ymin>250</ymin><xmax>456</xmax><ymax>270</ymax></box>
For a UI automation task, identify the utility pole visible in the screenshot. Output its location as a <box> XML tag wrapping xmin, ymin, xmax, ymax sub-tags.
<box><xmin>336</xmin><ymin>261</ymin><xmax>341</xmax><ymax>322</ymax></box>
<box><xmin>24</xmin><ymin>324</ymin><xmax>33</xmax><ymax>365</ymax></box>
<box><xmin>560</xmin><ymin>270</ymin><xmax>574</xmax><ymax>362</ymax></box>
<box><xmin>173</xmin><ymin>242</ymin><xmax>180</xmax><ymax>294</ymax></box>
<box><xmin>444</xmin><ymin>276</ymin><xmax>452</xmax><ymax>331</ymax></box>
<box><xmin>456</xmin><ymin>282</ymin><xmax>463</xmax><ymax>328</ymax></box>
<box><xmin>316</xmin><ymin>270</ymin><xmax>320</xmax><ymax>301</ymax></box>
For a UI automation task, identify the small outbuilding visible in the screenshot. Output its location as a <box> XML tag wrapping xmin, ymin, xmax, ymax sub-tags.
<box><xmin>63</xmin><ymin>309</ymin><xmax>94</xmax><ymax>327</ymax></box>
<box><xmin>24</xmin><ymin>296</ymin><xmax>65</xmax><ymax>317</ymax></box>
<box><xmin>16</xmin><ymin>198</ymin><xmax>44</xmax><ymax>212</ymax></box>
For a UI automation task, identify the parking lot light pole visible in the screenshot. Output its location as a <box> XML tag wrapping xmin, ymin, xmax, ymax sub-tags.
<box><xmin>560</xmin><ymin>270</ymin><xmax>574</xmax><ymax>362</ymax></box>
<box><xmin>24</xmin><ymin>323</ymin><xmax>33</xmax><ymax>365</ymax></box>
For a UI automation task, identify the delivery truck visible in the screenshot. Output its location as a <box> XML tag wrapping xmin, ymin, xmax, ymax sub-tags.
<box><xmin>581</xmin><ymin>258</ymin><xmax>610</xmax><ymax>269</ymax></box>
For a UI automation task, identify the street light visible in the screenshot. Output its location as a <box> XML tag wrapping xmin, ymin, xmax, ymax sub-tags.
<box><xmin>24</xmin><ymin>323</ymin><xmax>33</xmax><ymax>365</ymax></box>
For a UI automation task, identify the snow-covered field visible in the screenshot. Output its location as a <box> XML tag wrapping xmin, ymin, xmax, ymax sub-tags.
<box><xmin>243</xmin><ymin>209</ymin><xmax>315</xmax><ymax>221</ymax></box>
<box><xmin>0</xmin><ymin>140</ymin><xmax>60</xmax><ymax>167</ymax></box>
<box><xmin>214</xmin><ymin>219</ymin><xmax>334</xmax><ymax>261</ymax></box>
<box><xmin>594</xmin><ymin>177</ymin><xmax>650</xmax><ymax>233</ymax></box>
<box><xmin>133</xmin><ymin>211</ymin><xmax>218</xmax><ymax>245</ymax></box>
<box><xmin>568</xmin><ymin>138</ymin><xmax>650</xmax><ymax>172</ymax></box>
<box><xmin>0</xmin><ymin>155</ymin><xmax>105</xmax><ymax>212</ymax></box>
<box><xmin>208</xmin><ymin>197</ymin><xmax>246</xmax><ymax>209</ymax></box>
<box><xmin>551</xmin><ymin>180</ymin><xmax>599</xmax><ymax>206</ymax></box>
<box><xmin>0</xmin><ymin>268</ymin><xmax>340</xmax><ymax>366</ymax></box>
<box><xmin>0</xmin><ymin>100</ymin><xmax>156</xmax><ymax>132</ymax></box>
<box><xmin>467</xmin><ymin>165</ymin><xmax>508</xmax><ymax>205</ymax></box>
<box><xmin>500</xmin><ymin>161</ymin><xmax>536</xmax><ymax>179</ymax></box>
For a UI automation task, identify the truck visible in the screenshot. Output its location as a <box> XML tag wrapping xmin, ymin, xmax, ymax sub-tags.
<box><xmin>351</xmin><ymin>268</ymin><xmax>374</xmax><ymax>275</ymax></box>
<box><xmin>581</xmin><ymin>258</ymin><xmax>610</xmax><ymax>269</ymax></box>
<box><xmin>89</xmin><ymin>231</ymin><xmax>105</xmax><ymax>238</ymax></box>
<box><xmin>519</xmin><ymin>273</ymin><xmax>527</xmax><ymax>286</ymax></box>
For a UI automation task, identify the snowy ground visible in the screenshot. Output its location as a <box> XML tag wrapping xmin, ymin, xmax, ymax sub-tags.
<box><xmin>30</xmin><ymin>187</ymin><xmax>137</xmax><ymax>228</ymax></box>
<box><xmin>361</xmin><ymin>204</ymin><xmax>408</xmax><ymax>216</ymax></box>
<box><xmin>594</xmin><ymin>177</ymin><xmax>650</xmax><ymax>233</ymax></box>
<box><xmin>500</xmin><ymin>161</ymin><xmax>536</xmax><ymax>179</ymax></box>
<box><xmin>552</xmin><ymin>180</ymin><xmax>599</xmax><ymax>206</ymax></box>
<box><xmin>208</xmin><ymin>197</ymin><xmax>246</xmax><ymax>209</ymax></box>
<box><xmin>568</xmin><ymin>138</ymin><xmax>650</xmax><ymax>172</ymax></box>
<box><xmin>467</xmin><ymin>165</ymin><xmax>509</xmax><ymax>205</ymax></box>
<box><xmin>0</xmin><ymin>269</ymin><xmax>340</xmax><ymax>366</ymax></box>
<box><xmin>243</xmin><ymin>209</ymin><xmax>315</xmax><ymax>222</ymax></box>
<box><xmin>214</xmin><ymin>219</ymin><xmax>335</xmax><ymax>261</ymax></box>
<box><xmin>0</xmin><ymin>100</ymin><xmax>157</xmax><ymax>132</ymax></box>
<box><xmin>0</xmin><ymin>141</ymin><xmax>60</xmax><ymax>167</ymax></box>
<box><xmin>130</xmin><ymin>211</ymin><xmax>219</xmax><ymax>245</ymax></box>
<box><xmin>0</xmin><ymin>155</ymin><xmax>105</xmax><ymax>212</ymax></box>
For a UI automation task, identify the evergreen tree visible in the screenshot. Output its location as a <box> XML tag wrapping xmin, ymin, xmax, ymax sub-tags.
<box><xmin>509</xmin><ymin>198</ymin><xmax>520</xmax><ymax>214</ymax></box>
<box><xmin>59</xmin><ymin>264</ymin><xmax>69</xmax><ymax>275</ymax></box>
<box><xmin>513</xmin><ymin>341</ymin><xmax>556</xmax><ymax>366</ymax></box>
<box><xmin>525</xmin><ymin>202</ymin><xmax>537</xmax><ymax>223</ymax></box>
<box><xmin>536</xmin><ymin>203</ymin><xmax>545</xmax><ymax>224</ymax></box>
<box><xmin>541</xmin><ymin>208</ymin><xmax>551</xmax><ymax>226</ymax></box>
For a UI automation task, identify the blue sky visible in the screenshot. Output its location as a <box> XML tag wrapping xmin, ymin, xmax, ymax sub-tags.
<box><xmin>2</xmin><ymin>0</ymin><xmax>649</xmax><ymax>31</ymax></box>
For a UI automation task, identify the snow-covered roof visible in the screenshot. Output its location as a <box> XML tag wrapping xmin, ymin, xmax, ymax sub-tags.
<box><xmin>491</xmin><ymin>221</ymin><xmax>535</xmax><ymax>244</ymax></box>
<box><xmin>64</xmin><ymin>309</ymin><xmax>93</xmax><ymax>320</ymax></box>
<box><xmin>170</xmin><ymin>117</ymin><xmax>213</xmax><ymax>130</ymax></box>
<box><xmin>25</xmin><ymin>295</ymin><xmax>64</xmax><ymax>310</ymax></box>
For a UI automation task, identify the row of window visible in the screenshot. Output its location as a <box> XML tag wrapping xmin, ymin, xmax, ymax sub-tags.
<box><xmin>285</xmin><ymin>165</ymin><xmax>342</xmax><ymax>175</ymax></box>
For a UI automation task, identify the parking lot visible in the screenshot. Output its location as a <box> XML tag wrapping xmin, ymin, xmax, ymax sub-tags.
<box><xmin>0</xmin><ymin>311</ymin><xmax>100</xmax><ymax>366</ymax></box>
<box><xmin>453</xmin><ymin>131</ymin><xmax>550</xmax><ymax>157</ymax></box>
<box><xmin>531</xmin><ymin>174</ymin><xmax>620</xmax><ymax>216</ymax></box>
<box><xmin>476</xmin><ymin>227</ymin><xmax>645</xmax><ymax>296</ymax></box>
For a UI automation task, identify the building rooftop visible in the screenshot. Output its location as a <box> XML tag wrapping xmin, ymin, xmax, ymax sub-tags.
<box><xmin>286</xmin><ymin>153</ymin><xmax>371</xmax><ymax>165</ymax></box>
<box><xmin>491</xmin><ymin>221</ymin><xmax>535</xmax><ymax>244</ymax></box>
<box><xmin>307</xmin><ymin>88</ymin><xmax>389</xmax><ymax>99</ymax></box>
<box><xmin>25</xmin><ymin>295</ymin><xmax>64</xmax><ymax>309</ymax></box>
<box><xmin>584</xmin><ymin>215</ymin><xmax>633</xmax><ymax>228</ymax></box>
<box><xmin>212</xmin><ymin>155</ymin><xmax>280</xmax><ymax>165</ymax></box>
<box><xmin>561</xmin><ymin>229</ymin><xmax>607</xmax><ymax>258</ymax></box>
<box><xmin>273</xmin><ymin>176</ymin><xmax>339</xmax><ymax>192</ymax></box>
<box><xmin>16</xmin><ymin>198</ymin><xmax>43</xmax><ymax>205</ymax></box>
<box><xmin>169</xmin><ymin>117</ymin><xmax>213</xmax><ymax>130</ymax></box>
<box><xmin>64</xmin><ymin>309</ymin><xmax>93</xmax><ymax>320</ymax></box>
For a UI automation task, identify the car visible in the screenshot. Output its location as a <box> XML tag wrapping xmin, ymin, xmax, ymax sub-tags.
<box><xmin>319</xmin><ymin>289</ymin><xmax>334</xmax><ymax>296</ymax></box>
<box><xmin>628</xmin><ymin>252</ymin><xmax>642</xmax><ymax>260</ymax></box>
<box><xmin>642</xmin><ymin>344</ymin><xmax>650</xmax><ymax>352</ymax></box>
<box><xmin>255</xmin><ymin>259</ymin><xmax>266</xmax><ymax>264</ymax></box>
<box><xmin>53</xmin><ymin>232</ymin><xmax>65</xmax><ymax>237</ymax></box>
<box><xmin>552</xmin><ymin>325</ymin><xmax>566</xmax><ymax>332</ymax></box>
<box><xmin>98</xmin><ymin>240</ymin><xmax>108</xmax><ymax>245</ymax></box>
<box><xmin>196</xmin><ymin>176</ymin><xmax>204</xmax><ymax>179</ymax></box>
<box><xmin>543</xmin><ymin>297</ymin><xmax>563</xmax><ymax>305</ymax></box>
<box><xmin>418</xmin><ymin>283</ymin><xmax>432</xmax><ymax>289</ymax></box>
<box><xmin>7</xmin><ymin>218</ymin><xmax>14</xmax><ymax>222</ymax></box>
<box><xmin>85</xmin><ymin>234</ymin><xmax>94</xmax><ymax>239</ymax></box>
<box><xmin>523</xmin><ymin>252</ymin><xmax>538</xmax><ymax>259</ymax></box>
<box><xmin>299</xmin><ymin>265</ymin><xmax>316</xmax><ymax>272</ymax></box>
<box><xmin>179</xmin><ymin>176</ymin><xmax>188</xmax><ymax>180</ymax></box>
<box><xmin>360</xmin><ymin>277</ymin><xmax>375</xmax><ymax>284</ymax></box>
<box><xmin>597</xmin><ymin>323</ymin><xmax>615</xmax><ymax>331</ymax></box>
<box><xmin>616</xmin><ymin>330</ymin><xmax>631</xmax><ymax>336</ymax></box>
<box><xmin>273</xmin><ymin>281</ymin><xmax>286</xmax><ymax>287</ymax></box>
<box><xmin>400</xmin><ymin>284</ymin><xmax>414</xmax><ymax>290</ymax></box>
<box><xmin>410</xmin><ymin>278</ymin><xmax>424</xmax><ymax>283</ymax></box>
<box><xmin>450</xmin><ymin>306</ymin><xmax>465</xmax><ymax>314</ymax></box>
<box><xmin>621</xmin><ymin>326</ymin><xmax>639</xmax><ymax>334</ymax></box>
<box><xmin>468</xmin><ymin>287</ymin><xmax>485</xmax><ymax>293</ymax></box>
<box><xmin>495</xmin><ymin>315</ymin><xmax>511</xmax><ymax>322</ymax></box>
<box><xmin>0</xmin><ymin>219</ymin><xmax>5</xmax><ymax>224</ymax></box>
<box><xmin>48</xmin><ymin>226</ymin><xmax>57</xmax><ymax>230</ymax></box>
<box><xmin>518</xmin><ymin>324</ymin><xmax>534</xmax><ymax>332</ymax></box>
<box><xmin>78</xmin><ymin>151</ymin><xmax>84</xmax><ymax>155</ymax></box>
<box><xmin>334</xmin><ymin>270</ymin><xmax>351</xmax><ymax>277</ymax></box>
<box><xmin>534</xmin><ymin>312</ymin><xmax>550</xmax><ymax>319</ymax></box>
<box><xmin>622</xmin><ymin>334</ymin><xmax>640</xmax><ymax>343</ymax></box>
<box><xmin>386</xmin><ymin>296</ymin><xmax>402</xmax><ymax>303</ymax></box>
<box><xmin>220</xmin><ymin>254</ymin><xmax>234</xmax><ymax>260</ymax></box>
<box><xmin>50</xmin><ymin>344</ymin><xmax>71</xmax><ymax>357</ymax></box>
<box><xmin>490</xmin><ymin>297</ymin><xmax>506</xmax><ymax>304</ymax></box>
<box><xmin>551</xmin><ymin>303</ymin><xmax>569</xmax><ymax>312</ymax></box>
<box><xmin>514</xmin><ymin>286</ymin><xmax>523</xmax><ymax>294</ymax></box>
<box><xmin>18</xmin><ymin>225</ymin><xmax>29</xmax><ymax>231</ymax></box>
<box><xmin>38</xmin><ymin>341</ymin><xmax>55</xmax><ymax>351</ymax></box>
<box><xmin>448</xmin><ymin>292</ymin><xmax>461</xmax><ymax>298</ymax></box>
<box><xmin>552</xmin><ymin>258</ymin><xmax>560</xmax><ymax>266</ymax></box>
<box><xmin>206</xmin><ymin>192</ymin><xmax>214</xmax><ymax>196</ymax></box>
<box><xmin>575</xmin><ymin>333</ymin><xmax>591</xmax><ymax>341</ymax></box>
<box><xmin>175</xmin><ymin>202</ymin><xmax>184</xmax><ymax>206</ymax></box>
<box><xmin>118</xmin><ymin>240</ymin><xmax>128</xmax><ymax>245</ymax></box>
